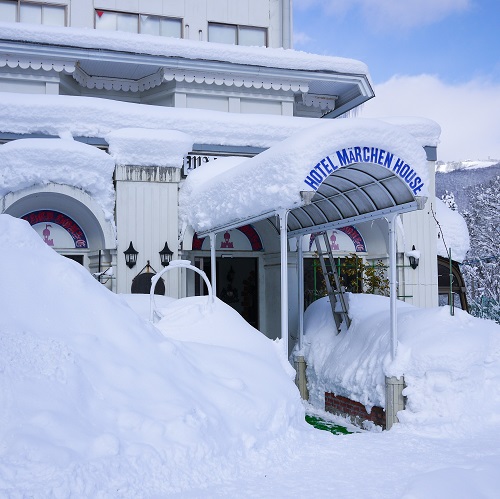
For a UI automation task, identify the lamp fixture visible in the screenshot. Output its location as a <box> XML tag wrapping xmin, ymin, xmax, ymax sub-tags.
<box><xmin>124</xmin><ymin>241</ymin><xmax>138</xmax><ymax>269</ymax></box>
<box><xmin>408</xmin><ymin>245</ymin><xmax>420</xmax><ymax>270</ymax></box>
<box><xmin>159</xmin><ymin>241</ymin><xmax>174</xmax><ymax>267</ymax></box>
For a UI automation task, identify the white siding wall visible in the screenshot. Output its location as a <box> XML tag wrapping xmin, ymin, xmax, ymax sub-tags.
<box><xmin>69</xmin><ymin>0</ymin><xmax>284</xmax><ymax>47</ymax></box>
<box><xmin>400</xmin><ymin>159</ymin><xmax>439</xmax><ymax>308</ymax></box>
<box><xmin>115</xmin><ymin>166</ymin><xmax>181</xmax><ymax>297</ymax></box>
<box><xmin>0</xmin><ymin>74</ymin><xmax>59</xmax><ymax>94</ymax></box>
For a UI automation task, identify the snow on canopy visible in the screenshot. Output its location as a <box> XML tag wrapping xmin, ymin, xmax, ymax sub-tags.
<box><xmin>0</xmin><ymin>214</ymin><xmax>304</xmax><ymax>496</ymax></box>
<box><xmin>435</xmin><ymin>197</ymin><xmax>470</xmax><ymax>262</ymax></box>
<box><xmin>180</xmin><ymin>118</ymin><xmax>431</xmax><ymax>233</ymax></box>
<box><xmin>106</xmin><ymin>128</ymin><xmax>193</xmax><ymax>167</ymax></box>
<box><xmin>0</xmin><ymin>93</ymin><xmax>441</xmax><ymax>151</ymax></box>
<box><xmin>0</xmin><ymin>21</ymin><xmax>369</xmax><ymax>76</ymax></box>
<box><xmin>0</xmin><ymin>138</ymin><xmax>115</xmax><ymax>220</ymax></box>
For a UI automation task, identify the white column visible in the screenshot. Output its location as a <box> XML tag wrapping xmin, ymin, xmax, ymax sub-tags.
<box><xmin>297</xmin><ymin>235</ymin><xmax>304</xmax><ymax>351</ymax></box>
<box><xmin>388</xmin><ymin>215</ymin><xmax>398</xmax><ymax>360</ymax></box>
<box><xmin>210</xmin><ymin>233</ymin><xmax>216</xmax><ymax>296</ymax></box>
<box><xmin>279</xmin><ymin>210</ymin><xmax>289</xmax><ymax>357</ymax></box>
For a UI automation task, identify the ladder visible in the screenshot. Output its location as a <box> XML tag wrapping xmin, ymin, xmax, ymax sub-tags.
<box><xmin>314</xmin><ymin>232</ymin><xmax>351</xmax><ymax>334</ymax></box>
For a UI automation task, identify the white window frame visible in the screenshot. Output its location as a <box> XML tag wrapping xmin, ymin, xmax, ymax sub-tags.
<box><xmin>0</xmin><ymin>0</ymin><xmax>67</xmax><ymax>26</ymax></box>
<box><xmin>94</xmin><ymin>9</ymin><xmax>183</xmax><ymax>38</ymax></box>
<box><xmin>208</xmin><ymin>22</ymin><xmax>268</xmax><ymax>47</ymax></box>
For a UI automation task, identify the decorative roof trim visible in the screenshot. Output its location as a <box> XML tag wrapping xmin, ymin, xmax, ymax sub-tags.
<box><xmin>0</xmin><ymin>55</ymin><xmax>75</xmax><ymax>73</ymax></box>
<box><xmin>72</xmin><ymin>65</ymin><xmax>310</xmax><ymax>93</ymax></box>
<box><xmin>72</xmin><ymin>66</ymin><xmax>163</xmax><ymax>92</ymax></box>
<box><xmin>163</xmin><ymin>69</ymin><xmax>309</xmax><ymax>92</ymax></box>
<box><xmin>301</xmin><ymin>92</ymin><xmax>338</xmax><ymax>111</ymax></box>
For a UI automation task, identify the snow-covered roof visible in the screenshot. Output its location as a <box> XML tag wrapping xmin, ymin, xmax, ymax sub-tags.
<box><xmin>0</xmin><ymin>93</ymin><xmax>441</xmax><ymax>151</ymax></box>
<box><xmin>106</xmin><ymin>128</ymin><xmax>193</xmax><ymax>167</ymax></box>
<box><xmin>180</xmin><ymin>118</ymin><xmax>430</xmax><ymax>236</ymax></box>
<box><xmin>0</xmin><ymin>22</ymin><xmax>369</xmax><ymax>76</ymax></box>
<box><xmin>0</xmin><ymin>138</ymin><xmax>115</xmax><ymax>219</ymax></box>
<box><xmin>435</xmin><ymin>198</ymin><xmax>470</xmax><ymax>262</ymax></box>
<box><xmin>0</xmin><ymin>22</ymin><xmax>374</xmax><ymax>117</ymax></box>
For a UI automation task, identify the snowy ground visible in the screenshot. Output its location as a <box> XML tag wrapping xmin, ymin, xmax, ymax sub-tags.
<box><xmin>1</xmin><ymin>214</ymin><xmax>500</xmax><ymax>498</ymax></box>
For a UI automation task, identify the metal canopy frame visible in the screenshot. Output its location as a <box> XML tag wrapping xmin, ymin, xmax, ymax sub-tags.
<box><xmin>195</xmin><ymin>162</ymin><xmax>425</xmax><ymax>361</ymax></box>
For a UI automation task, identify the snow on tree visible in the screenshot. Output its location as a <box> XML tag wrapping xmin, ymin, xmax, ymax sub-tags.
<box><xmin>441</xmin><ymin>190</ymin><xmax>457</xmax><ymax>211</ymax></box>
<box><xmin>460</xmin><ymin>175</ymin><xmax>500</xmax><ymax>323</ymax></box>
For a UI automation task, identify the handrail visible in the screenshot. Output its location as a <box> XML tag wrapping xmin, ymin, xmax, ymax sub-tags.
<box><xmin>149</xmin><ymin>259</ymin><xmax>214</xmax><ymax>323</ymax></box>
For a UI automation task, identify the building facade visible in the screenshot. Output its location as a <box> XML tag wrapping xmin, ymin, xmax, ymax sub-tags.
<box><xmin>0</xmin><ymin>0</ymin><xmax>439</xmax><ymax>345</ymax></box>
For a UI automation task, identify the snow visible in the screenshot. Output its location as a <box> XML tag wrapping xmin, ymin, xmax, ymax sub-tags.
<box><xmin>0</xmin><ymin>21</ymin><xmax>369</xmax><ymax>76</ymax></box>
<box><xmin>302</xmin><ymin>294</ymin><xmax>500</xmax><ymax>435</ymax></box>
<box><xmin>0</xmin><ymin>214</ymin><xmax>303</xmax><ymax>496</ymax></box>
<box><xmin>180</xmin><ymin>118</ymin><xmax>430</xmax><ymax>232</ymax></box>
<box><xmin>0</xmin><ymin>93</ymin><xmax>442</xmax><ymax>151</ymax></box>
<box><xmin>436</xmin><ymin>159</ymin><xmax>500</xmax><ymax>173</ymax></box>
<box><xmin>2</xmin><ymin>213</ymin><xmax>500</xmax><ymax>497</ymax></box>
<box><xmin>0</xmin><ymin>138</ymin><xmax>115</xmax><ymax>220</ymax></box>
<box><xmin>434</xmin><ymin>198</ymin><xmax>470</xmax><ymax>262</ymax></box>
<box><xmin>377</xmin><ymin>116</ymin><xmax>441</xmax><ymax>147</ymax></box>
<box><xmin>0</xmin><ymin>92</ymin><xmax>312</xmax><ymax>149</ymax></box>
<box><xmin>106</xmin><ymin>128</ymin><xmax>193</xmax><ymax>167</ymax></box>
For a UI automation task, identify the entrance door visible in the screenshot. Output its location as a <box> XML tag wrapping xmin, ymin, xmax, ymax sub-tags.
<box><xmin>195</xmin><ymin>257</ymin><xmax>259</xmax><ymax>328</ymax></box>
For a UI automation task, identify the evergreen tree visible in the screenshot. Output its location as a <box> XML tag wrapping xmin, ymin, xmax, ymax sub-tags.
<box><xmin>441</xmin><ymin>190</ymin><xmax>457</xmax><ymax>211</ymax></box>
<box><xmin>460</xmin><ymin>176</ymin><xmax>500</xmax><ymax>323</ymax></box>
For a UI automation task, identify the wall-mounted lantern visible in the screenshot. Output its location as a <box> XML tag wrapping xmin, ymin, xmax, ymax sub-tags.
<box><xmin>124</xmin><ymin>241</ymin><xmax>138</xmax><ymax>269</ymax></box>
<box><xmin>159</xmin><ymin>241</ymin><xmax>174</xmax><ymax>267</ymax></box>
<box><xmin>408</xmin><ymin>245</ymin><xmax>420</xmax><ymax>270</ymax></box>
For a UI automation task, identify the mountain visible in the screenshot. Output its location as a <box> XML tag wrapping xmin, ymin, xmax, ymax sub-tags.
<box><xmin>436</xmin><ymin>159</ymin><xmax>500</xmax><ymax>173</ymax></box>
<box><xmin>435</xmin><ymin>161</ymin><xmax>500</xmax><ymax>213</ymax></box>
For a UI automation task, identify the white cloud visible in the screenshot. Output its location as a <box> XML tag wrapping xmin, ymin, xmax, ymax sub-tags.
<box><xmin>293</xmin><ymin>31</ymin><xmax>312</xmax><ymax>46</ymax></box>
<box><xmin>360</xmin><ymin>74</ymin><xmax>500</xmax><ymax>162</ymax></box>
<box><xmin>295</xmin><ymin>0</ymin><xmax>471</xmax><ymax>30</ymax></box>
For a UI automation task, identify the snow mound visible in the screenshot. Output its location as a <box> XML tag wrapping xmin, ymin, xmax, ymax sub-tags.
<box><xmin>0</xmin><ymin>138</ymin><xmax>115</xmax><ymax>220</ymax></box>
<box><xmin>106</xmin><ymin>128</ymin><xmax>193</xmax><ymax>167</ymax></box>
<box><xmin>0</xmin><ymin>214</ymin><xmax>304</xmax><ymax>497</ymax></box>
<box><xmin>302</xmin><ymin>294</ymin><xmax>500</xmax><ymax>435</ymax></box>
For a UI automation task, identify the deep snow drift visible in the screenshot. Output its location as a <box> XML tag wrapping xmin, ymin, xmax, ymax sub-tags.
<box><xmin>0</xmin><ymin>214</ymin><xmax>304</xmax><ymax>497</ymax></box>
<box><xmin>2</xmin><ymin>214</ymin><xmax>500</xmax><ymax>498</ymax></box>
<box><xmin>301</xmin><ymin>294</ymin><xmax>500</xmax><ymax>435</ymax></box>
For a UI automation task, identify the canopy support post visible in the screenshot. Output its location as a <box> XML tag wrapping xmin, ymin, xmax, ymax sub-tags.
<box><xmin>387</xmin><ymin>214</ymin><xmax>398</xmax><ymax>360</ymax></box>
<box><xmin>294</xmin><ymin>234</ymin><xmax>309</xmax><ymax>399</ymax></box>
<box><xmin>209</xmin><ymin>233</ymin><xmax>216</xmax><ymax>296</ymax></box>
<box><xmin>279</xmin><ymin>209</ymin><xmax>289</xmax><ymax>358</ymax></box>
<box><xmin>385</xmin><ymin>214</ymin><xmax>404</xmax><ymax>430</ymax></box>
<box><xmin>297</xmin><ymin>235</ymin><xmax>304</xmax><ymax>351</ymax></box>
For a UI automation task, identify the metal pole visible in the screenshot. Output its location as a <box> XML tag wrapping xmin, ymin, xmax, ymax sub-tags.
<box><xmin>298</xmin><ymin>235</ymin><xmax>304</xmax><ymax>351</ymax></box>
<box><xmin>279</xmin><ymin>210</ymin><xmax>289</xmax><ymax>358</ymax></box>
<box><xmin>387</xmin><ymin>215</ymin><xmax>398</xmax><ymax>360</ymax></box>
<box><xmin>449</xmin><ymin>247</ymin><xmax>454</xmax><ymax>316</ymax></box>
<box><xmin>210</xmin><ymin>233</ymin><xmax>216</xmax><ymax>297</ymax></box>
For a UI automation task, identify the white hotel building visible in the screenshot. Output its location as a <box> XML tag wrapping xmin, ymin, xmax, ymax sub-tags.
<box><xmin>0</xmin><ymin>0</ymin><xmax>441</xmax><ymax>350</ymax></box>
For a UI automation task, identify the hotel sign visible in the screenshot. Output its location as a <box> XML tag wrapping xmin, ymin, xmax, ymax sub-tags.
<box><xmin>304</xmin><ymin>146</ymin><xmax>425</xmax><ymax>196</ymax></box>
<box><xmin>183</xmin><ymin>153</ymin><xmax>220</xmax><ymax>176</ymax></box>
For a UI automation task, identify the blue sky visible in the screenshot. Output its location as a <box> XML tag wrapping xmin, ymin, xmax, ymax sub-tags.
<box><xmin>293</xmin><ymin>0</ymin><xmax>500</xmax><ymax>161</ymax></box>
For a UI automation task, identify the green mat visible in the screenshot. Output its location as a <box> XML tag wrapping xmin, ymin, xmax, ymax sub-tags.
<box><xmin>305</xmin><ymin>414</ymin><xmax>352</xmax><ymax>435</ymax></box>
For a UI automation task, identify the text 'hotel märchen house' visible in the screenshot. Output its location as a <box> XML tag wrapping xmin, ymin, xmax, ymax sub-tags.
<box><xmin>0</xmin><ymin>1</ymin><xmax>464</xmax><ymax>367</ymax></box>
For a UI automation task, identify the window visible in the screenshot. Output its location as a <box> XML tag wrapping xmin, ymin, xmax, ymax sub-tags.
<box><xmin>208</xmin><ymin>23</ymin><xmax>267</xmax><ymax>47</ymax></box>
<box><xmin>0</xmin><ymin>0</ymin><xmax>66</xmax><ymax>26</ymax></box>
<box><xmin>95</xmin><ymin>10</ymin><xmax>182</xmax><ymax>39</ymax></box>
